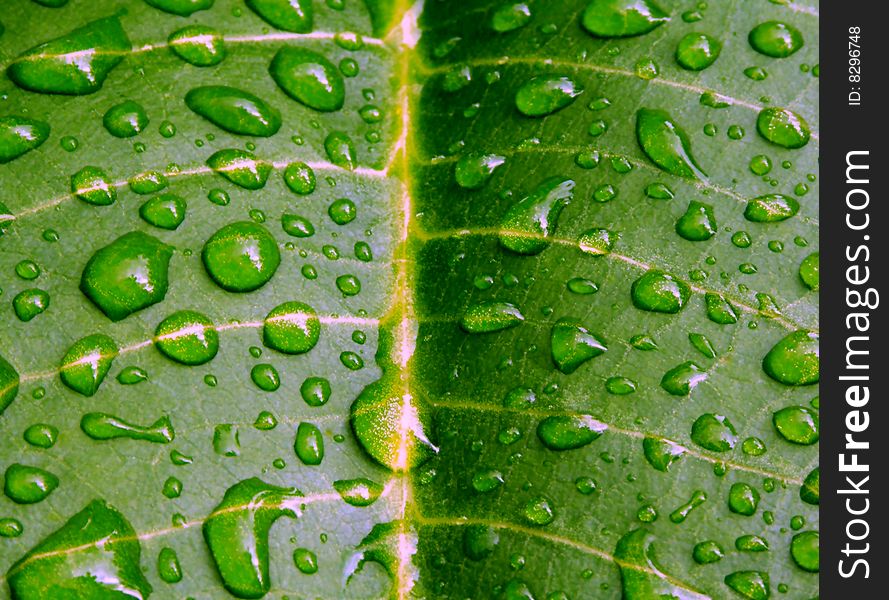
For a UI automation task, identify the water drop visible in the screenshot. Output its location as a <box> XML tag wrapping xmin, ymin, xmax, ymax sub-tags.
<box><xmin>246</xmin><ymin>0</ymin><xmax>313</xmax><ymax>32</ymax></box>
<box><xmin>7</xmin><ymin>17</ymin><xmax>131</xmax><ymax>95</ymax></box>
<box><xmin>455</xmin><ymin>153</ymin><xmax>506</xmax><ymax>189</ymax></box>
<box><xmin>203</xmin><ymin>478</ymin><xmax>300</xmax><ymax>598</ymax></box>
<box><xmin>283</xmin><ymin>161</ymin><xmax>316</xmax><ymax>194</ymax></box>
<box><xmin>4</xmin><ymin>464</ymin><xmax>58</xmax><ymax>504</ymax></box>
<box><xmin>669</xmin><ymin>490</ymin><xmax>707</xmax><ymax>523</ymax></box>
<box><xmin>145</xmin><ymin>0</ymin><xmax>213</xmax><ymax>16</ymax></box>
<box><xmin>642</xmin><ymin>437</ymin><xmax>685</xmax><ymax>471</ymax></box>
<box><xmin>550</xmin><ymin>318</ymin><xmax>607</xmax><ymax>374</ymax></box>
<box><xmin>294</xmin><ymin>422</ymin><xmax>324</xmax><ymax>465</ymax></box>
<box><xmin>675</xmin><ymin>33</ymin><xmax>720</xmax><ymax>70</ymax></box>
<box><xmin>324</xmin><ymin>131</ymin><xmax>356</xmax><ymax>169</ymax></box>
<box><xmin>157</xmin><ymin>547</ymin><xmax>183</xmax><ymax>584</ymax></box>
<box><xmin>523</xmin><ymin>496</ymin><xmax>555</xmax><ymax>525</ymax></box>
<box><xmin>675</xmin><ymin>200</ymin><xmax>716</xmax><ymax>241</ymax></box>
<box><xmin>186</xmin><ymin>86</ymin><xmax>282</xmax><ymax>138</ymax></box>
<box><xmin>168</xmin><ymin>25</ymin><xmax>225</xmax><ymax>66</ymax></box>
<box><xmin>155</xmin><ymin>310</ymin><xmax>219</xmax><ymax>365</ymax></box>
<box><xmin>81</xmin><ymin>412</ymin><xmax>174</xmax><ymax>443</ymax></box>
<box><xmin>499</xmin><ymin>177</ymin><xmax>574</xmax><ymax>254</ymax></box>
<box><xmin>202</xmin><ymin>221</ymin><xmax>280</xmax><ymax>292</ymax></box>
<box><xmin>537</xmin><ymin>415</ymin><xmax>606</xmax><ymax>450</ymax></box>
<box><xmin>749</xmin><ymin>21</ymin><xmax>803</xmax><ymax>57</ymax></box>
<box><xmin>13</xmin><ymin>289</ymin><xmax>49</xmax><ymax>321</ymax></box>
<box><xmin>636</xmin><ymin>108</ymin><xmax>706</xmax><ymax>179</ymax></box>
<box><xmin>59</xmin><ymin>333</ymin><xmax>118</xmax><ymax>396</ymax></box>
<box><xmin>692</xmin><ymin>540</ymin><xmax>724</xmax><ymax>564</ymax></box>
<box><xmin>790</xmin><ymin>531</ymin><xmax>819</xmax><ymax>572</ymax></box>
<box><xmin>515</xmin><ymin>76</ymin><xmax>583</xmax><ymax>117</ymax></box>
<box><xmin>744</xmin><ymin>194</ymin><xmax>799</xmax><ymax>222</ymax></box>
<box><xmin>631</xmin><ymin>270</ymin><xmax>690</xmax><ymax>313</ymax></box>
<box><xmin>735</xmin><ymin>535</ymin><xmax>769</xmax><ymax>552</ymax></box>
<box><xmin>23</xmin><ymin>423</ymin><xmax>57</xmax><ymax>448</ymax></box>
<box><xmin>461</xmin><ymin>301</ymin><xmax>524</xmax><ymax>333</ymax></box>
<box><xmin>6</xmin><ymin>500</ymin><xmax>151</xmax><ymax>598</ymax></box>
<box><xmin>334</xmin><ymin>478</ymin><xmax>383</xmax><ymax>507</ymax></box>
<box><xmin>605</xmin><ymin>376</ymin><xmax>636</xmax><ymax>395</ymax></box>
<box><xmin>0</xmin><ymin>117</ymin><xmax>50</xmax><ymax>162</ymax></box>
<box><xmin>213</xmin><ymin>424</ymin><xmax>241</xmax><ymax>456</ymax></box>
<box><xmin>581</xmin><ymin>0</ymin><xmax>669</xmax><ymax>38</ymax></box>
<box><xmin>207</xmin><ymin>149</ymin><xmax>271</xmax><ymax>189</ymax></box>
<box><xmin>270</xmin><ymin>47</ymin><xmax>344</xmax><ymax>111</ymax></box>
<box><xmin>103</xmin><ymin>101</ymin><xmax>148</xmax><ymax>138</ymax></box>
<box><xmin>762</xmin><ymin>330</ymin><xmax>819</xmax><ymax>385</ymax></box>
<box><xmin>578</xmin><ymin>227</ymin><xmax>617</xmax><ymax>255</ymax></box>
<box><xmin>250</xmin><ymin>363</ymin><xmax>280</xmax><ymax>391</ymax></box>
<box><xmin>772</xmin><ymin>405</ymin><xmax>819</xmax><ymax>444</ymax></box>
<box><xmin>724</xmin><ymin>571</ymin><xmax>770</xmax><ymax>600</ymax></box>
<box><xmin>71</xmin><ymin>165</ymin><xmax>116</xmax><ymax>206</ymax></box>
<box><xmin>756</xmin><ymin>107</ymin><xmax>810</xmax><ymax>148</ymax></box>
<box><xmin>690</xmin><ymin>413</ymin><xmax>737</xmax><ymax>452</ymax></box>
<box><xmin>614</xmin><ymin>529</ymin><xmax>707</xmax><ymax>598</ymax></box>
<box><xmin>728</xmin><ymin>482</ymin><xmax>760</xmax><ymax>515</ymax></box>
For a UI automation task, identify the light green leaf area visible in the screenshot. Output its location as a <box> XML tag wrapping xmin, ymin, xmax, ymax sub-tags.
<box><xmin>0</xmin><ymin>0</ymin><xmax>818</xmax><ymax>599</ymax></box>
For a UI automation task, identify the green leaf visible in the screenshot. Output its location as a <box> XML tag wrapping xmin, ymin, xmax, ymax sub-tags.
<box><xmin>0</xmin><ymin>0</ymin><xmax>818</xmax><ymax>599</ymax></box>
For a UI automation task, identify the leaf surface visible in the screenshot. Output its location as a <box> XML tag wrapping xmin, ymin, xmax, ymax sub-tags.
<box><xmin>0</xmin><ymin>0</ymin><xmax>819</xmax><ymax>598</ymax></box>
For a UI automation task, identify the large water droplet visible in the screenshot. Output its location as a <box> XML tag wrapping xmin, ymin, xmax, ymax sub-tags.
<box><xmin>157</xmin><ymin>547</ymin><xmax>183</xmax><ymax>583</ymax></box>
<box><xmin>675</xmin><ymin>33</ymin><xmax>720</xmax><ymax>70</ymax></box>
<box><xmin>491</xmin><ymin>3</ymin><xmax>532</xmax><ymax>32</ymax></box>
<box><xmin>461</xmin><ymin>301</ymin><xmax>524</xmax><ymax>333</ymax></box>
<box><xmin>581</xmin><ymin>0</ymin><xmax>669</xmax><ymax>38</ymax></box>
<box><xmin>0</xmin><ymin>354</ymin><xmax>21</xmax><ymax>415</ymax></box>
<box><xmin>246</xmin><ymin>0</ymin><xmax>313</xmax><ymax>33</ymax></box>
<box><xmin>140</xmin><ymin>193</ymin><xmax>186</xmax><ymax>230</ymax></box>
<box><xmin>81</xmin><ymin>412</ymin><xmax>174</xmax><ymax>444</ymax></box>
<box><xmin>71</xmin><ymin>165</ymin><xmax>116</xmax><ymax>206</ymax></box>
<box><xmin>202</xmin><ymin>221</ymin><xmax>280</xmax><ymax>292</ymax></box>
<box><xmin>749</xmin><ymin>21</ymin><xmax>803</xmax><ymax>57</ymax></box>
<box><xmin>724</xmin><ymin>571</ymin><xmax>770</xmax><ymax>600</ymax></box>
<box><xmin>4</xmin><ymin>464</ymin><xmax>58</xmax><ymax>504</ymax></box>
<box><xmin>155</xmin><ymin>310</ymin><xmax>219</xmax><ymax>365</ymax></box>
<box><xmin>728</xmin><ymin>482</ymin><xmax>760</xmax><ymax>516</ymax></box>
<box><xmin>636</xmin><ymin>108</ymin><xmax>706</xmax><ymax>179</ymax></box>
<box><xmin>59</xmin><ymin>333</ymin><xmax>118</xmax><ymax>397</ymax></box>
<box><xmin>455</xmin><ymin>153</ymin><xmax>506</xmax><ymax>189</ymax></box>
<box><xmin>103</xmin><ymin>101</ymin><xmax>148</xmax><ymax>138</ymax></box>
<box><xmin>660</xmin><ymin>361</ymin><xmax>707</xmax><ymax>395</ymax></box>
<box><xmin>675</xmin><ymin>200</ymin><xmax>716</xmax><ymax>241</ymax></box>
<box><xmin>642</xmin><ymin>437</ymin><xmax>685</xmax><ymax>471</ymax></box>
<box><xmin>762</xmin><ymin>330</ymin><xmax>819</xmax><ymax>385</ymax></box>
<box><xmin>631</xmin><ymin>270</ymin><xmax>690</xmax><ymax>313</ymax></box>
<box><xmin>203</xmin><ymin>478</ymin><xmax>301</xmax><ymax>599</ymax></box>
<box><xmin>756</xmin><ymin>107</ymin><xmax>810</xmax><ymax>149</ymax></box>
<box><xmin>515</xmin><ymin>76</ymin><xmax>583</xmax><ymax>117</ymax></box>
<box><xmin>499</xmin><ymin>177</ymin><xmax>574</xmax><ymax>254</ymax></box>
<box><xmin>6</xmin><ymin>499</ymin><xmax>152</xmax><ymax>598</ymax></box>
<box><xmin>186</xmin><ymin>86</ymin><xmax>282</xmax><ymax>137</ymax></box>
<box><xmin>145</xmin><ymin>0</ymin><xmax>213</xmax><ymax>16</ymax></box>
<box><xmin>269</xmin><ymin>48</ymin><xmax>344</xmax><ymax>111</ymax></box>
<box><xmin>772</xmin><ymin>405</ymin><xmax>819</xmax><ymax>444</ymax></box>
<box><xmin>168</xmin><ymin>25</ymin><xmax>225</xmax><ymax>66</ymax></box>
<box><xmin>790</xmin><ymin>531</ymin><xmax>819</xmax><ymax>572</ymax></box>
<box><xmin>0</xmin><ymin>117</ymin><xmax>50</xmax><ymax>163</ymax></box>
<box><xmin>263</xmin><ymin>301</ymin><xmax>320</xmax><ymax>354</ymax></box>
<box><xmin>294</xmin><ymin>422</ymin><xmax>324</xmax><ymax>465</ymax></box>
<box><xmin>334</xmin><ymin>478</ymin><xmax>384</xmax><ymax>507</ymax></box>
<box><xmin>744</xmin><ymin>193</ymin><xmax>799</xmax><ymax>222</ymax></box>
<box><xmin>537</xmin><ymin>415</ymin><xmax>606</xmax><ymax>450</ymax></box>
<box><xmin>80</xmin><ymin>231</ymin><xmax>173</xmax><ymax>321</ymax></box>
<box><xmin>550</xmin><ymin>318</ymin><xmax>607</xmax><ymax>374</ymax></box>
<box><xmin>614</xmin><ymin>529</ymin><xmax>708</xmax><ymax>599</ymax></box>
<box><xmin>690</xmin><ymin>413</ymin><xmax>737</xmax><ymax>452</ymax></box>
<box><xmin>207</xmin><ymin>149</ymin><xmax>271</xmax><ymax>189</ymax></box>
<box><xmin>7</xmin><ymin>16</ymin><xmax>131</xmax><ymax>95</ymax></box>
